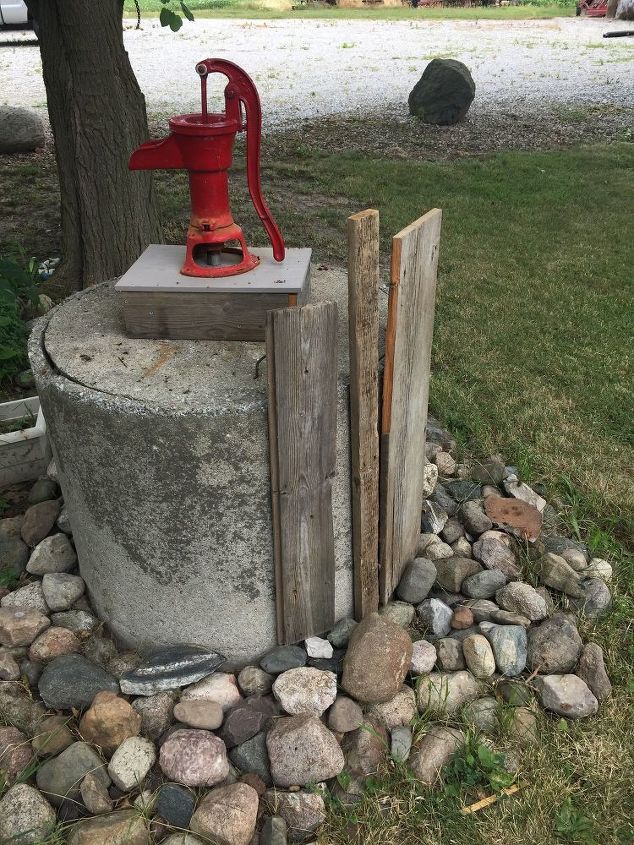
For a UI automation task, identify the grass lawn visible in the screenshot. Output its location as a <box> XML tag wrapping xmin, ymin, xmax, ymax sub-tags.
<box><xmin>124</xmin><ymin>0</ymin><xmax>576</xmax><ymax>21</ymax></box>
<box><xmin>160</xmin><ymin>136</ymin><xmax>634</xmax><ymax>844</ymax></box>
<box><xmin>1</xmin><ymin>112</ymin><xmax>631</xmax><ymax>843</ymax></box>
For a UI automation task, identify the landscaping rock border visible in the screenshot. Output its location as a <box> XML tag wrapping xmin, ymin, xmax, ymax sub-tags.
<box><xmin>0</xmin><ymin>422</ymin><xmax>615</xmax><ymax>843</ymax></box>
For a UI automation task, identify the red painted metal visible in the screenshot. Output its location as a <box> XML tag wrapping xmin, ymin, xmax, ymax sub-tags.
<box><xmin>129</xmin><ymin>58</ymin><xmax>285</xmax><ymax>278</ymax></box>
<box><xmin>577</xmin><ymin>0</ymin><xmax>608</xmax><ymax>15</ymax></box>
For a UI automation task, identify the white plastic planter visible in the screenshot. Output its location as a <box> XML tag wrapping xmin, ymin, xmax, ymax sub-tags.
<box><xmin>0</xmin><ymin>395</ymin><xmax>51</xmax><ymax>485</ymax></box>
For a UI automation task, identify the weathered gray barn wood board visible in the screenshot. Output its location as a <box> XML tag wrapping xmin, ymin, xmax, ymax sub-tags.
<box><xmin>379</xmin><ymin>209</ymin><xmax>442</xmax><ymax>604</ymax></box>
<box><xmin>266</xmin><ymin>301</ymin><xmax>338</xmax><ymax>643</ymax></box>
<box><xmin>347</xmin><ymin>209</ymin><xmax>381</xmax><ymax>620</ymax></box>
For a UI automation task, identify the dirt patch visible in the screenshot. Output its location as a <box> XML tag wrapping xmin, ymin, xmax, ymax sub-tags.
<box><xmin>262</xmin><ymin>103</ymin><xmax>634</xmax><ymax>162</ymax></box>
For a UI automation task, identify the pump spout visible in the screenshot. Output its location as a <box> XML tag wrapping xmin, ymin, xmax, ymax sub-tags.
<box><xmin>129</xmin><ymin>135</ymin><xmax>184</xmax><ymax>171</ymax></box>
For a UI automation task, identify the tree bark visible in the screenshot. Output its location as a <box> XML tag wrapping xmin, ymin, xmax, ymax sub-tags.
<box><xmin>26</xmin><ymin>0</ymin><xmax>161</xmax><ymax>293</ymax></box>
<box><xmin>606</xmin><ymin>0</ymin><xmax>619</xmax><ymax>17</ymax></box>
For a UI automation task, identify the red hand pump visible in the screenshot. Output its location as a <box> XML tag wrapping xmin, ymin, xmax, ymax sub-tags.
<box><xmin>129</xmin><ymin>58</ymin><xmax>285</xmax><ymax>278</ymax></box>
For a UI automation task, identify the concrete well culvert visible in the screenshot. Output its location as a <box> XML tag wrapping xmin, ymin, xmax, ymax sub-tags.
<box><xmin>29</xmin><ymin>268</ymin><xmax>374</xmax><ymax>664</ymax></box>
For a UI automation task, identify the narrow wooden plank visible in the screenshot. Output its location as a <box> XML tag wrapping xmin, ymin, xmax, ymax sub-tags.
<box><xmin>266</xmin><ymin>316</ymin><xmax>285</xmax><ymax>644</ymax></box>
<box><xmin>347</xmin><ymin>209</ymin><xmax>381</xmax><ymax>621</ymax></box>
<box><xmin>379</xmin><ymin>209</ymin><xmax>442</xmax><ymax>604</ymax></box>
<box><xmin>266</xmin><ymin>302</ymin><xmax>338</xmax><ymax>644</ymax></box>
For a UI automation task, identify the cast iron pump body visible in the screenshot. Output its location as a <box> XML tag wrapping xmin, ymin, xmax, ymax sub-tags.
<box><xmin>129</xmin><ymin>58</ymin><xmax>285</xmax><ymax>278</ymax></box>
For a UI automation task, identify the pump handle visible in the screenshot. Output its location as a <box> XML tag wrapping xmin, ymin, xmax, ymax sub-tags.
<box><xmin>195</xmin><ymin>58</ymin><xmax>285</xmax><ymax>263</ymax></box>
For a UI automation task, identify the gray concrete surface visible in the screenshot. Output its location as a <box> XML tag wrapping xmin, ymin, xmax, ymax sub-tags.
<box><xmin>29</xmin><ymin>266</ymin><xmax>359</xmax><ymax>665</ymax></box>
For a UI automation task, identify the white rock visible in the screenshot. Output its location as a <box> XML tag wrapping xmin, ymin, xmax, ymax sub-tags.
<box><xmin>180</xmin><ymin>673</ymin><xmax>242</xmax><ymax>711</ymax></box>
<box><xmin>107</xmin><ymin>736</ymin><xmax>156</xmax><ymax>791</ymax></box>
<box><xmin>41</xmin><ymin>573</ymin><xmax>85</xmax><ymax>612</ymax></box>
<box><xmin>560</xmin><ymin>548</ymin><xmax>588</xmax><ymax>571</ymax></box>
<box><xmin>305</xmin><ymin>637</ymin><xmax>333</xmax><ymax>659</ymax></box>
<box><xmin>503</xmin><ymin>476</ymin><xmax>546</xmax><ymax>512</ymax></box>
<box><xmin>1</xmin><ymin>582</ymin><xmax>49</xmax><ymax>614</ymax></box>
<box><xmin>433</xmin><ymin>451</ymin><xmax>456</xmax><ymax>477</ymax></box>
<box><xmin>417</xmin><ymin>671</ymin><xmax>480</xmax><ymax>715</ymax></box>
<box><xmin>273</xmin><ymin>667</ymin><xmax>337</xmax><ymax>717</ymax></box>
<box><xmin>26</xmin><ymin>534</ymin><xmax>77</xmax><ymax>575</ymax></box>
<box><xmin>365</xmin><ymin>685</ymin><xmax>417</xmax><ymax>730</ymax></box>
<box><xmin>410</xmin><ymin>640</ymin><xmax>437</xmax><ymax>675</ymax></box>
<box><xmin>0</xmin><ymin>783</ymin><xmax>56</xmax><ymax>844</ymax></box>
<box><xmin>424</xmin><ymin>540</ymin><xmax>454</xmax><ymax>561</ymax></box>
<box><xmin>583</xmin><ymin>558</ymin><xmax>612</xmax><ymax>582</ymax></box>
<box><xmin>422</xmin><ymin>461</ymin><xmax>438</xmax><ymax>498</ymax></box>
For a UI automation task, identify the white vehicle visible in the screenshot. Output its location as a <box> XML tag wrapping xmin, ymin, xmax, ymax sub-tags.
<box><xmin>0</xmin><ymin>0</ymin><xmax>37</xmax><ymax>35</ymax></box>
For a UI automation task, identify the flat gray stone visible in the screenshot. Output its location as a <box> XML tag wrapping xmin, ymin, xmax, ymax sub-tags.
<box><xmin>229</xmin><ymin>731</ymin><xmax>272</xmax><ymax>786</ymax></box>
<box><xmin>120</xmin><ymin>646</ymin><xmax>226</xmax><ymax>695</ymax></box>
<box><xmin>156</xmin><ymin>783</ymin><xmax>196</xmax><ymax>829</ymax></box>
<box><xmin>38</xmin><ymin>654</ymin><xmax>119</xmax><ymax>709</ymax></box>
<box><xmin>36</xmin><ymin>742</ymin><xmax>110</xmax><ymax>807</ymax></box>
<box><xmin>462</xmin><ymin>569</ymin><xmax>507</xmax><ymax>599</ymax></box>
<box><xmin>260</xmin><ymin>645</ymin><xmax>307</xmax><ymax>675</ymax></box>
<box><xmin>435</xmin><ymin>638</ymin><xmax>465</xmax><ymax>671</ymax></box>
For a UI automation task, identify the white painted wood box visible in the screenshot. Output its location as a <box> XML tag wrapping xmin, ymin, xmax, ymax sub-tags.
<box><xmin>0</xmin><ymin>396</ymin><xmax>51</xmax><ymax>485</ymax></box>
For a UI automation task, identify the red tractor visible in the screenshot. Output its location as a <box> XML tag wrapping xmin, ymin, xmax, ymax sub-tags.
<box><xmin>576</xmin><ymin>0</ymin><xmax>608</xmax><ymax>16</ymax></box>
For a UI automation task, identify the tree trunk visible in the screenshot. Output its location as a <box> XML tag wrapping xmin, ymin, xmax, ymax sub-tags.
<box><xmin>26</xmin><ymin>0</ymin><xmax>161</xmax><ymax>293</ymax></box>
<box><xmin>606</xmin><ymin>0</ymin><xmax>619</xmax><ymax>17</ymax></box>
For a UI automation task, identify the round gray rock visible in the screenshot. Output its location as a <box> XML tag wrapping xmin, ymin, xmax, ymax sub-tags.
<box><xmin>480</xmin><ymin>623</ymin><xmax>527</xmax><ymax>677</ymax></box>
<box><xmin>266</xmin><ymin>714</ymin><xmax>344</xmax><ymax>787</ymax></box>
<box><xmin>535</xmin><ymin>674</ymin><xmax>599</xmax><ymax>719</ymax></box>
<box><xmin>0</xmin><ymin>783</ymin><xmax>56</xmax><ymax>844</ymax></box>
<box><xmin>0</xmin><ymin>107</ymin><xmax>45</xmax><ymax>154</ymax></box>
<box><xmin>408</xmin><ymin>59</ymin><xmax>475</xmax><ymax>125</ymax></box>
<box><xmin>526</xmin><ymin>613</ymin><xmax>582</xmax><ymax>674</ymax></box>
<box><xmin>396</xmin><ymin>558</ymin><xmax>436</xmax><ymax>603</ymax></box>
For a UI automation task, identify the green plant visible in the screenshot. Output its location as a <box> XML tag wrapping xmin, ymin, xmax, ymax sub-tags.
<box><xmin>442</xmin><ymin>734</ymin><xmax>516</xmax><ymax>799</ymax></box>
<box><xmin>0</xmin><ymin>404</ymin><xmax>36</xmax><ymax>436</ymax></box>
<box><xmin>555</xmin><ymin>797</ymin><xmax>597</xmax><ymax>844</ymax></box>
<box><xmin>0</xmin><ymin>253</ymin><xmax>40</xmax><ymax>386</ymax></box>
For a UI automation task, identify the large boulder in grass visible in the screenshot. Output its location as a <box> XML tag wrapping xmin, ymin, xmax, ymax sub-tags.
<box><xmin>0</xmin><ymin>107</ymin><xmax>45</xmax><ymax>153</ymax></box>
<box><xmin>408</xmin><ymin>59</ymin><xmax>475</xmax><ymax>126</ymax></box>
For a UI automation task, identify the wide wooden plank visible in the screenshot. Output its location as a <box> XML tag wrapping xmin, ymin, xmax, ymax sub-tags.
<box><xmin>266</xmin><ymin>301</ymin><xmax>338</xmax><ymax>644</ymax></box>
<box><xmin>347</xmin><ymin>209</ymin><xmax>381</xmax><ymax>620</ymax></box>
<box><xmin>379</xmin><ymin>209</ymin><xmax>442</xmax><ymax>604</ymax></box>
<box><xmin>121</xmin><ymin>290</ymin><xmax>306</xmax><ymax>342</ymax></box>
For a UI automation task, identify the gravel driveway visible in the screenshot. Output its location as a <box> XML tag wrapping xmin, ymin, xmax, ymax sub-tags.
<box><xmin>1</xmin><ymin>17</ymin><xmax>633</xmax><ymax>126</ymax></box>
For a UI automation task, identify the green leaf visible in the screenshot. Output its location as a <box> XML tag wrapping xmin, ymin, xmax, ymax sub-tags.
<box><xmin>159</xmin><ymin>6</ymin><xmax>171</xmax><ymax>26</ymax></box>
<box><xmin>168</xmin><ymin>10</ymin><xmax>183</xmax><ymax>31</ymax></box>
<box><xmin>180</xmin><ymin>1</ymin><xmax>194</xmax><ymax>21</ymax></box>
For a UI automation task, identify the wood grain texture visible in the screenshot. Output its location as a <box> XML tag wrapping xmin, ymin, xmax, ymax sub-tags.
<box><xmin>266</xmin><ymin>301</ymin><xmax>338</xmax><ymax>644</ymax></box>
<box><xmin>379</xmin><ymin>208</ymin><xmax>442</xmax><ymax>604</ymax></box>
<box><xmin>122</xmin><ymin>290</ymin><xmax>304</xmax><ymax>341</ymax></box>
<box><xmin>347</xmin><ymin>209</ymin><xmax>381</xmax><ymax>621</ymax></box>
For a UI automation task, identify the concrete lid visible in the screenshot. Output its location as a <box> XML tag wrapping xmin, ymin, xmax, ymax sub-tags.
<box><xmin>42</xmin><ymin>266</ymin><xmax>361</xmax><ymax>413</ymax></box>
